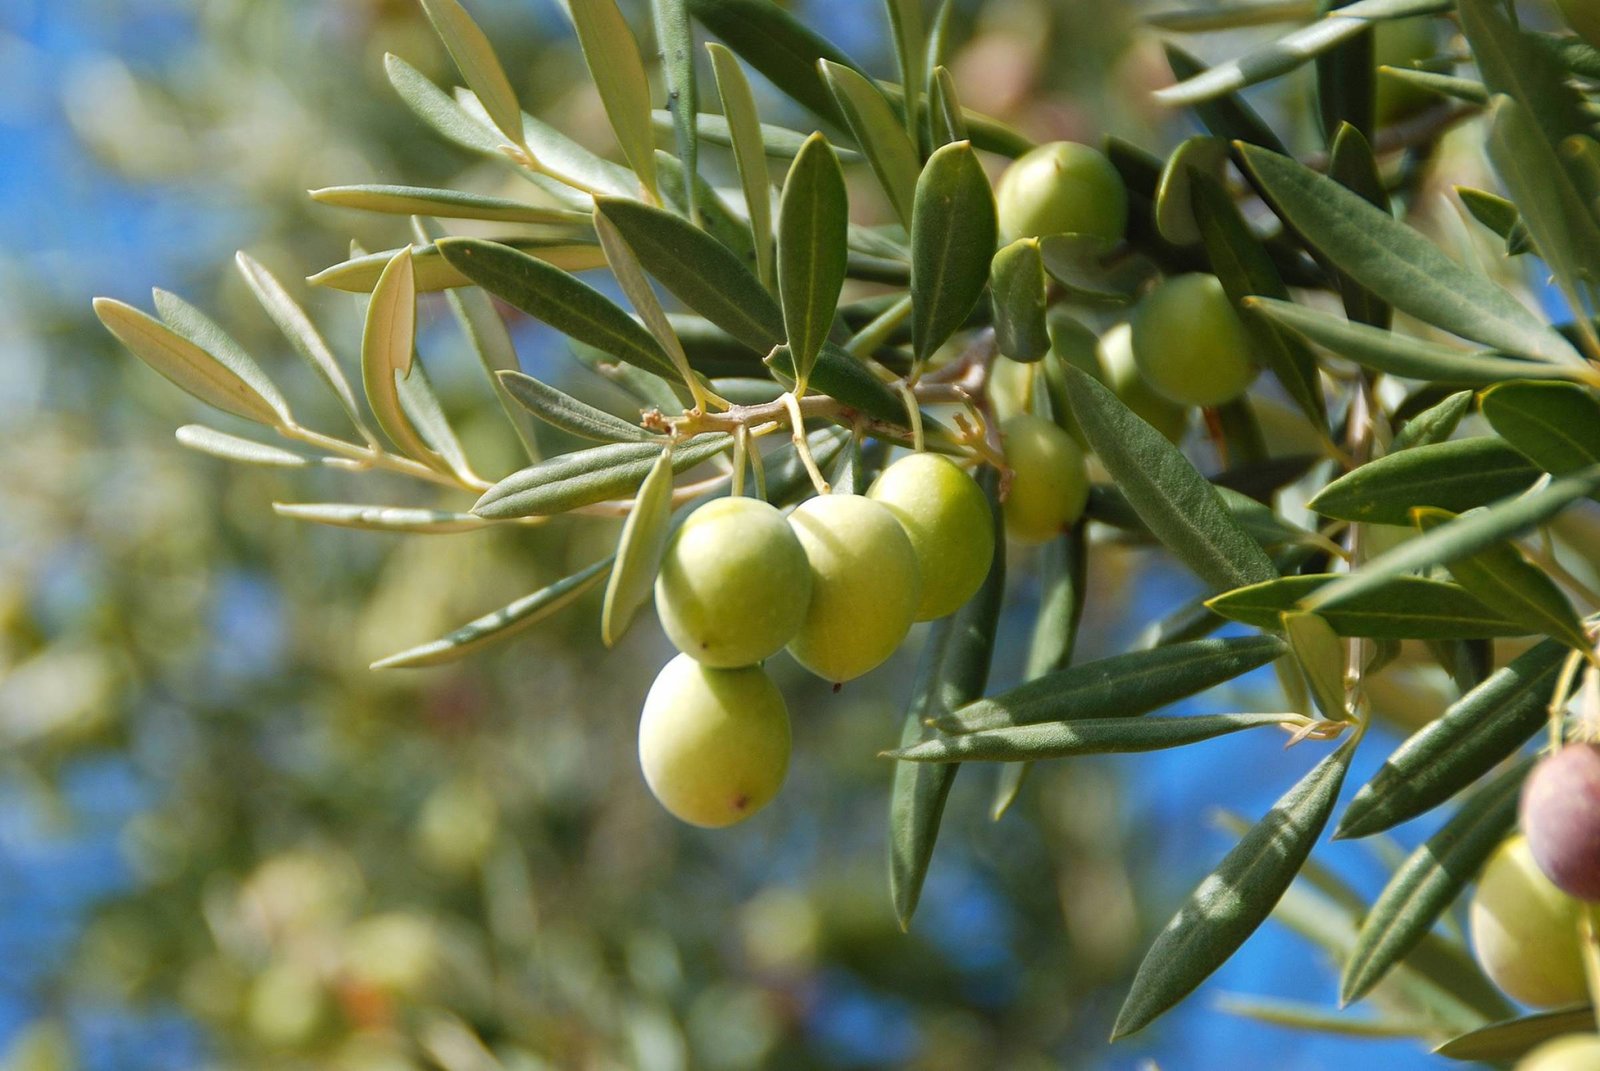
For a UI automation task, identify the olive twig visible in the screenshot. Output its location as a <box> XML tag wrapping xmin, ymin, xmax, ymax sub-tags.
<box><xmin>782</xmin><ymin>392</ymin><xmax>831</xmax><ymax>496</ymax></box>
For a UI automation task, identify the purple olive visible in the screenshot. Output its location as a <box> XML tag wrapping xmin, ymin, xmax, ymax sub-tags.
<box><xmin>1521</xmin><ymin>744</ymin><xmax>1600</xmax><ymax>902</ymax></box>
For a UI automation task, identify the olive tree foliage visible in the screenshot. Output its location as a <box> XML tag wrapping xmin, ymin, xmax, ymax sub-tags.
<box><xmin>87</xmin><ymin>0</ymin><xmax>1600</xmax><ymax>1062</ymax></box>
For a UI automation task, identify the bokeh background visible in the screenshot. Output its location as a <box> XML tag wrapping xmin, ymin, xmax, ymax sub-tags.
<box><xmin>0</xmin><ymin>0</ymin><xmax>1535</xmax><ymax>1067</ymax></box>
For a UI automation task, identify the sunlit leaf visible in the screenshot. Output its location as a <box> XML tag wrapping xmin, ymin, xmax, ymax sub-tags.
<box><xmin>1434</xmin><ymin>1005</ymin><xmax>1598</xmax><ymax>1062</ymax></box>
<box><xmin>889</xmin><ymin>711</ymin><xmax>1299</xmax><ymax>763</ymax></box>
<box><xmin>360</xmin><ymin>248</ymin><xmax>445</xmax><ymax>468</ymax></box>
<box><xmin>308</xmin><ymin>185</ymin><xmax>588</xmax><ymax>225</ymax></box>
<box><xmin>567</xmin><ymin>0</ymin><xmax>658</xmax><ymax>199</ymax></box>
<box><xmin>601</xmin><ymin>446</ymin><xmax>677</xmax><ymax>645</ymax></box>
<box><xmin>310</xmin><ymin>238</ymin><xmax>609</xmax><ymax>293</ymax></box>
<box><xmin>1284</xmin><ymin>611</ymin><xmax>1346</xmax><ymax>720</ymax></box>
<box><xmin>474</xmin><ymin>435</ymin><xmax>732</xmax><ymax>518</ymax></box>
<box><xmin>821</xmin><ymin>59</ymin><xmax>919</xmax><ymax>228</ymax></box>
<box><xmin>1207</xmin><ymin>574</ymin><xmax>1527</xmax><ymax>639</ymax></box>
<box><xmin>1309</xmin><ymin>438</ymin><xmax>1541</xmax><ymax>525</ymax></box>
<box><xmin>777</xmin><ymin>133</ymin><xmax>850</xmax><ymax>390</ymax></box>
<box><xmin>498</xmin><ymin>371</ymin><xmax>657</xmax><ymax>443</ymax></box>
<box><xmin>273</xmin><ymin>502</ymin><xmax>493</xmax><ymax>533</ymax></box>
<box><xmin>1480</xmin><ymin>380</ymin><xmax>1600</xmax><ymax>476</ymax></box>
<box><xmin>910</xmin><ymin>141</ymin><xmax>997</xmax><ymax>363</ymax></box>
<box><xmin>707</xmin><ymin>44</ymin><xmax>776</xmax><ymax>288</ymax></box>
<box><xmin>419</xmin><ymin>0</ymin><xmax>526</xmax><ymax>147</ymax></box>
<box><xmin>175</xmin><ymin>425</ymin><xmax>311</xmax><ymax>468</ymax></box>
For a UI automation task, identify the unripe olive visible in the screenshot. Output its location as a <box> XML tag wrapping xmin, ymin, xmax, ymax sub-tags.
<box><xmin>1374</xmin><ymin>17</ymin><xmax>1442</xmax><ymax>126</ymax></box>
<box><xmin>1521</xmin><ymin>744</ymin><xmax>1600</xmax><ymax>901</ymax></box>
<box><xmin>1098</xmin><ymin>322</ymin><xmax>1189</xmax><ymax>444</ymax></box>
<box><xmin>1469</xmin><ymin>835</ymin><xmax>1589</xmax><ymax>1008</ymax></box>
<box><xmin>786</xmin><ymin>495</ymin><xmax>921</xmax><ymax>682</ymax></box>
<box><xmin>1131</xmin><ymin>274</ymin><xmax>1257</xmax><ymax>408</ymax></box>
<box><xmin>1517</xmin><ymin>1034</ymin><xmax>1600</xmax><ymax>1071</ymax></box>
<box><xmin>1001</xmin><ymin>413</ymin><xmax>1090</xmax><ymax>545</ymax></box>
<box><xmin>987</xmin><ymin>355</ymin><xmax>1035</xmax><ymax>425</ymax></box>
<box><xmin>868</xmin><ymin>453</ymin><xmax>994</xmax><ymax>621</ymax></box>
<box><xmin>995</xmin><ymin>141</ymin><xmax>1128</xmax><ymax>246</ymax></box>
<box><xmin>654</xmin><ymin>496</ymin><xmax>813</xmax><ymax>667</ymax></box>
<box><xmin>637</xmin><ymin>654</ymin><xmax>790</xmax><ymax>827</ymax></box>
<box><xmin>1557</xmin><ymin>0</ymin><xmax>1600</xmax><ymax>49</ymax></box>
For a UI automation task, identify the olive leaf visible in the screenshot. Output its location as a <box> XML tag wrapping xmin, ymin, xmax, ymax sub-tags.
<box><xmin>567</xmin><ymin>0</ymin><xmax>659</xmax><ymax>200</ymax></box>
<box><xmin>653</xmin><ymin>0</ymin><xmax>698</xmax><ymax>220</ymax></box>
<box><xmin>777</xmin><ymin>132</ymin><xmax>850</xmax><ymax>390</ymax></box>
<box><xmin>1337</xmin><ymin>636</ymin><xmax>1576</xmax><ymax>838</ymax></box>
<box><xmin>453</xmin><ymin>87</ymin><xmax>639</xmax><ymax>199</ymax></box>
<box><xmin>884</xmin><ymin>0</ymin><xmax>925</xmax><ymax>144</ymax></box>
<box><xmin>175</xmin><ymin>426</ymin><xmax>311</xmax><ymax>468</ymax></box>
<box><xmin>989</xmin><ymin>239</ymin><xmax>1049</xmax><ymax>363</ymax></box>
<box><xmin>1314</xmin><ymin>1</ymin><xmax>1376</xmax><ymax>144</ymax></box>
<box><xmin>888</xmin><ymin>712</ymin><xmax>1299</xmax><ymax>764</ymax></box>
<box><xmin>1066</xmin><ymin>366</ymin><xmax>1278</xmax><ymax>592</ymax></box>
<box><xmin>926</xmin><ymin>65</ymin><xmax>966</xmax><ymax>148</ymax></box>
<box><xmin>601</xmin><ymin>446</ymin><xmax>677</xmax><ymax>646</ymax></box>
<box><xmin>473</xmin><ymin>435</ymin><xmax>732</xmax><ymax>519</ymax></box>
<box><xmin>1207</xmin><ymin>574</ymin><xmax>1527</xmax><ymax>639</ymax></box>
<box><xmin>1341</xmin><ymin>758</ymin><xmax>1529</xmax><ymax>1004</ymax></box>
<box><xmin>1284</xmin><ymin>611</ymin><xmax>1347</xmax><ymax>721</ymax></box>
<box><xmin>371</xmin><ymin>558</ymin><xmax>614</xmax><ymax>669</ymax></box>
<box><xmin>687</xmin><ymin>0</ymin><xmax>862</xmax><ymax>127</ymax></box>
<box><xmin>1155</xmin><ymin>135</ymin><xmax>1230</xmax><ymax>245</ymax></box>
<box><xmin>1433</xmin><ymin>1006</ymin><xmax>1600</xmax><ymax>1063</ymax></box>
<box><xmin>497</xmin><ymin>371</ymin><xmax>659</xmax><ymax>443</ymax></box>
<box><xmin>707</xmin><ymin>44</ymin><xmax>776</xmax><ymax>289</ymax></box>
<box><xmin>273</xmin><ymin>503</ymin><xmax>492</xmax><ymax>533</ymax></box>
<box><xmin>910</xmin><ymin>141</ymin><xmax>997</xmax><ymax>363</ymax></box>
<box><xmin>890</xmin><ymin>471</ymin><xmax>1004</xmax><ymax>929</ymax></box>
<box><xmin>1391</xmin><ymin>390</ymin><xmax>1471</xmax><ymax>452</ymax></box>
<box><xmin>310</xmin><ymin>238</ymin><xmax>608</xmax><ymax>293</ymax></box>
<box><xmin>1480</xmin><ymin>380</ymin><xmax>1600</xmax><ymax>476</ymax></box>
<box><xmin>591</xmin><ymin>209</ymin><xmax>701</xmax><ymax>398</ymax></box>
<box><xmin>308</xmin><ymin>184</ymin><xmax>588</xmax><ymax>225</ymax></box>
<box><xmin>385</xmin><ymin>52</ymin><xmax>510</xmax><ymax>158</ymax></box>
<box><xmin>1324</xmin><ymin>122</ymin><xmax>1390</xmax><ymax>329</ymax></box>
<box><xmin>418</xmin><ymin>0</ymin><xmax>527</xmax><ymax>148</ymax></box>
<box><xmin>936</xmin><ymin>634</ymin><xmax>1287</xmax><ymax>734</ymax></box>
<box><xmin>1163</xmin><ymin>44</ymin><xmax>1289</xmax><ymax>156</ymax></box>
<box><xmin>1309</xmin><ymin>438</ymin><xmax>1541</xmax><ymax>525</ymax></box>
<box><xmin>445</xmin><ymin>283</ymin><xmax>543</xmax><ymax>462</ymax></box>
<box><xmin>1112</xmin><ymin>734</ymin><xmax>1358</xmax><ymax>1039</ymax></box>
<box><xmin>650</xmin><ymin>108</ymin><xmax>857</xmax><ymax>161</ymax></box>
<box><xmin>360</xmin><ymin>249</ymin><xmax>448</xmax><ymax>470</ymax></box>
<box><xmin>820</xmin><ymin>59</ymin><xmax>919</xmax><ymax>229</ymax></box>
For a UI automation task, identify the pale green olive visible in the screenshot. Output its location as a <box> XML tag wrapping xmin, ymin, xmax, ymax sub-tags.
<box><xmin>638</xmin><ymin>654</ymin><xmax>790</xmax><ymax>827</ymax></box>
<box><xmin>1131</xmin><ymin>274</ymin><xmax>1257</xmax><ymax>408</ymax></box>
<box><xmin>995</xmin><ymin>141</ymin><xmax>1128</xmax><ymax>246</ymax></box>
<box><xmin>1516</xmin><ymin>1034</ymin><xmax>1600</xmax><ymax>1071</ymax></box>
<box><xmin>786</xmin><ymin>494</ymin><xmax>921</xmax><ymax>682</ymax></box>
<box><xmin>1469</xmin><ymin>835</ymin><xmax>1590</xmax><ymax>1008</ymax></box>
<box><xmin>1001</xmin><ymin>413</ymin><xmax>1090</xmax><ymax>545</ymax></box>
<box><xmin>1098</xmin><ymin>322</ymin><xmax>1189</xmax><ymax>444</ymax></box>
<box><xmin>1375</xmin><ymin>17</ymin><xmax>1441</xmax><ymax>126</ymax></box>
<box><xmin>654</xmin><ymin>496</ymin><xmax>813</xmax><ymax>667</ymax></box>
<box><xmin>868</xmin><ymin>453</ymin><xmax>994</xmax><ymax>621</ymax></box>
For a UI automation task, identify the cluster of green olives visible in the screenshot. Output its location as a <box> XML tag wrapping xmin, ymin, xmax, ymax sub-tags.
<box><xmin>637</xmin><ymin>453</ymin><xmax>994</xmax><ymax>827</ymax></box>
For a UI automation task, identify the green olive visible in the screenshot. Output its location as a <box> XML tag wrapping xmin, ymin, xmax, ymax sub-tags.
<box><xmin>995</xmin><ymin>141</ymin><xmax>1128</xmax><ymax>246</ymax></box>
<box><xmin>868</xmin><ymin>453</ymin><xmax>994</xmax><ymax>621</ymax></box>
<box><xmin>1516</xmin><ymin>1034</ymin><xmax>1600</xmax><ymax>1071</ymax></box>
<box><xmin>1374</xmin><ymin>17</ymin><xmax>1442</xmax><ymax>126</ymax></box>
<box><xmin>786</xmin><ymin>494</ymin><xmax>921</xmax><ymax>682</ymax></box>
<box><xmin>1131</xmin><ymin>274</ymin><xmax>1257</xmax><ymax>408</ymax></box>
<box><xmin>1098</xmin><ymin>322</ymin><xmax>1190</xmax><ymax>444</ymax></box>
<box><xmin>1001</xmin><ymin>413</ymin><xmax>1090</xmax><ymax>545</ymax></box>
<box><xmin>654</xmin><ymin>496</ymin><xmax>813</xmax><ymax>667</ymax></box>
<box><xmin>637</xmin><ymin>653</ymin><xmax>790</xmax><ymax>827</ymax></box>
<box><xmin>1469</xmin><ymin>834</ymin><xmax>1590</xmax><ymax>1008</ymax></box>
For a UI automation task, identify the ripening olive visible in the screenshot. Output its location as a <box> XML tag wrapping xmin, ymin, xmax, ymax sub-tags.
<box><xmin>654</xmin><ymin>496</ymin><xmax>813</xmax><ymax>667</ymax></box>
<box><xmin>868</xmin><ymin>453</ymin><xmax>994</xmax><ymax>621</ymax></box>
<box><xmin>1516</xmin><ymin>1034</ymin><xmax>1600</xmax><ymax>1071</ymax></box>
<box><xmin>1469</xmin><ymin>835</ymin><xmax>1590</xmax><ymax>1007</ymax></box>
<box><xmin>995</xmin><ymin>141</ymin><xmax>1128</xmax><ymax>246</ymax></box>
<box><xmin>1557</xmin><ymin>0</ymin><xmax>1600</xmax><ymax>50</ymax></box>
<box><xmin>1374</xmin><ymin>17</ymin><xmax>1442</xmax><ymax>126</ymax></box>
<box><xmin>786</xmin><ymin>494</ymin><xmax>921</xmax><ymax>682</ymax></box>
<box><xmin>1098</xmin><ymin>322</ymin><xmax>1190</xmax><ymax>444</ymax></box>
<box><xmin>637</xmin><ymin>654</ymin><xmax>791</xmax><ymax>827</ymax></box>
<box><xmin>1131</xmin><ymin>274</ymin><xmax>1257</xmax><ymax>408</ymax></box>
<box><xmin>1001</xmin><ymin>413</ymin><xmax>1090</xmax><ymax>545</ymax></box>
<box><xmin>1521</xmin><ymin>744</ymin><xmax>1600</xmax><ymax>902</ymax></box>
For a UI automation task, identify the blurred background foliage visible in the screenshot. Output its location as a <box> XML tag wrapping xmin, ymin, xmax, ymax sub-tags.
<box><xmin>3</xmin><ymin>0</ymin><xmax>1572</xmax><ymax>1068</ymax></box>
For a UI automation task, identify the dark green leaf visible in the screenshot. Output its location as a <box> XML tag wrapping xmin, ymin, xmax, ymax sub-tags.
<box><xmin>1309</xmin><ymin>437</ymin><xmax>1541</xmax><ymax>525</ymax></box>
<box><xmin>1481</xmin><ymin>380</ymin><xmax>1600</xmax><ymax>476</ymax></box>
<box><xmin>989</xmin><ymin>239</ymin><xmax>1049</xmax><ymax>363</ymax></box>
<box><xmin>1207</xmin><ymin>574</ymin><xmax>1528</xmax><ymax>639</ymax></box>
<box><xmin>1459</xmin><ymin>0</ymin><xmax>1592</xmax><ymax>153</ymax></box>
<box><xmin>567</xmin><ymin>0</ymin><xmax>658</xmax><ymax>198</ymax></box>
<box><xmin>820</xmin><ymin>59</ymin><xmax>919</xmax><ymax>228</ymax></box>
<box><xmin>890</xmin><ymin>712</ymin><xmax>1299</xmax><ymax>763</ymax></box>
<box><xmin>1391</xmin><ymin>390</ymin><xmax>1471</xmax><ymax>452</ymax></box>
<box><xmin>473</xmin><ymin>435</ymin><xmax>732</xmax><ymax>518</ymax></box>
<box><xmin>1112</xmin><ymin>734</ymin><xmax>1358</xmax><ymax>1038</ymax></box>
<box><xmin>1325</xmin><ymin>122</ymin><xmax>1390</xmax><ymax>328</ymax></box>
<box><xmin>601</xmin><ymin>445</ymin><xmax>677</xmax><ymax>645</ymax></box>
<box><xmin>910</xmin><ymin>141</ymin><xmax>997</xmax><ymax>362</ymax></box>
<box><xmin>653</xmin><ymin>0</ymin><xmax>698</xmax><ymax>220</ymax></box>
<box><xmin>926</xmin><ymin>66</ymin><xmax>966</xmax><ymax>148</ymax></box>
<box><xmin>687</xmin><ymin>0</ymin><xmax>862</xmax><ymax>126</ymax></box>
<box><xmin>706</xmin><ymin>43</ymin><xmax>776</xmax><ymax>288</ymax></box>
<box><xmin>498</xmin><ymin>371</ymin><xmax>658</xmax><ymax>442</ymax></box>
<box><xmin>655</xmin><ymin>151</ymin><xmax>757</xmax><ymax>268</ymax></box>
<box><xmin>885</xmin><ymin>0</ymin><xmax>925</xmax><ymax>146</ymax></box>
<box><xmin>778</xmin><ymin>133</ymin><xmax>850</xmax><ymax>389</ymax></box>
<box><xmin>1164</xmin><ymin>43</ymin><xmax>1289</xmax><ymax>155</ymax></box>
<box><xmin>1314</xmin><ymin>1</ymin><xmax>1375</xmax><ymax>144</ymax></box>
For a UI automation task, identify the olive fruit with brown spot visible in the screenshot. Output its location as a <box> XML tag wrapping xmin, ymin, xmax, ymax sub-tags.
<box><xmin>654</xmin><ymin>496</ymin><xmax>813</xmax><ymax>667</ymax></box>
<box><xmin>1521</xmin><ymin>743</ymin><xmax>1600</xmax><ymax>901</ymax></box>
<box><xmin>868</xmin><ymin>453</ymin><xmax>994</xmax><ymax>621</ymax></box>
<box><xmin>1000</xmin><ymin>413</ymin><xmax>1089</xmax><ymax>545</ymax></box>
<box><xmin>1469</xmin><ymin>834</ymin><xmax>1589</xmax><ymax>1008</ymax></box>
<box><xmin>637</xmin><ymin>654</ymin><xmax>790</xmax><ymax>828</ymax></box>
<box><xmin>786</xmin><ymin>494</ymin><xmax>921</xmax><ymax>682</ymax></box>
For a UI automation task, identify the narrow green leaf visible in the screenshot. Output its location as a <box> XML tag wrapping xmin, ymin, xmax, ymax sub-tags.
<box><xmin>1325</xmin><ymin>122</ymin><xmax>1391</xmax><ymax>328</ymax></box>
<box><xmin>1164</xmin><ymin>43</ymin><xmax>1290</xmax><ymax>155</ymax></box>
<box><xmin>1310</xmin><ymin>438</ymin><xmax>1541</xmax><ymax>525</ymax></box>
<box><xmin>1208</xmin><ymin>574</ymin><xmax>1527</xmax><ymax>639</ymax></box>
<box><xmin>1337</xmin><ymin>636</ymin><xmax>1576</xmax><ymax>838</ymax></box>
<box><xmin>449</xmin><ymin>87</ymin><xmax>638</xmax><ymax>200</ymax></box>
<box><xmin>1481</xmin><ymin>380</ymin><xmax>1600</xmax><ymax>476</ymax></box>
<box><xmin>687</xmin><ymin>0</ymin><xmax>862</xmax><ymax>126</ymax></box>
<box><xmin>175</xmin><ymin>425</ymin><xmax>310</xmax><ymax>468</ymax></box>
<box><xmin>1245</xmin><ymin>297</ymin><xmax>1590</xmax><ymax>385</ymax></box>
<box><xmin>1416</xmin><ymin>508</ymin><xmax>1591</xmax><ymax>653</ymax></box>
<box><xmin>650</xmin><ymin>108</ymin><xmax>858</xmax><ymax>160</ymax></box>
<box><xmin>707</xmin><ymin>44</ymin><xmax>776</xmax><ymax>289</ymax></box>
<box><xmin>445</xmin><ymin>284</ymin><xmax>542</xmax><ymax>461</ymax></box>
<box><xmin>1459</xmin><ymin>0</ymin><xmax>1592</xmax><ymax>153</ymax></box>
<box><xmin>989</xmin><ymin>239</ymin><xmax>1049</xmax><ymax>363</ymax></box>
<box><xmin>1284</xmin><ymin>611</ymin><xmax>1348</xmax><ymax>720</ymax></box>
<box><xmin>1456</xmin><ymin>187</ymin><xmax>1524</xmax><ymax>251</ymax></box>
<box><xmin>473</xmin><ymin>434</ymin><xmax>731</xmax><ymax>518</ymax></box>
<box><xmin>360</xmin><ymin>249</ymin><xmax>445</xmax><ymax>468</ymax></box>
<box><xmin>601</xmin><ymin>446</ymin><xmax>677</xmax><ymax>645</ymax></box>
<box><xmin>777</xmin><ymin>132</ymin><xmax>850</xmax><ymax>390</ymax></box>
<box><xmin>397</xmin><ymin>358</ymin><xmax>481</xmax><ymax>485</ymax></box>
<box><xmin>911</xmin><ymin>141</ymin><xmax>997</xmax><ymax>362</ymax></box>
<box><xmin>656</xmin><ymin>154</ymin><xmax>756</xmax><ymax>271</ymax></box>
<box><xmin>890</xmin><ymin>712</ymin><xmax>1298</xmax><ymax>763</ymax></box>
<box><xmin>371</xmin><ymin>558</ymin><xmax>613</xmax><ymax>668</ymax></box>
<box><xmin>1147</xmin><ymin>1</ymin><xmax>1319</xmax><ymax>32</ymax></box>
<box><xmin>418</xmin><ymin>0</ymin><xmax>526</xmax><ymax>147</ymax></box>
<box><xmin>309</xmin><ymin>239</ymin><xmax>609</xmax><ymax>294</ymax></box>
<box><xmin>567</xmin><ymin>0</ymin><xmax>658</xmax><ymax>199</ymax></box>
<box><xmin>653</xmin><ymin>0</ymin><xmax>698</xmax><ymax>220</ymax></box>
<box><xmin>273</xmin><ymin>502</ymin><xmax>492</xmax><ymax>533</ymax></box>
<box><xmin>1238</xmin><ymin>144</ymin><xmax>1581</xmax><ymax>364</ymax></box>
<box><xmin>937</xmin><ymin>635</ymin><xmax>1287</xmax><ymax>734</ymax></box>
<box><xmin>435</xmin><ymin>237</ymin><xmax>681</xmax><ymax>382</ymax></box>
<box><xmin>308</xmin><ymin>185</ymin><xmax>587</xmax><ymax>225</ymax></box>
<box><xmin>1112</xmin><ymin>734</ymin><xmax>1358</xmax><ymax>1038</ymax></box>
<box><xmin>498</xmin><ymin>371</ymin><xmax>657</xmax><ymax>442</ymax></box>
<box><xmin>1433</xmin><ymin>1005</ymin><xmax>1599</xmax><ymax>1062</ymax></box>
<box><xmin>1314</xmin><ymin>0</ymin><xmax>1376</xmax><ymax>144</ymax></box>
<box><xmin>926</xmin><ymin>65</ymin><xmax>965</xmax><ymax>148</ymax></box>
<box><xmin>1214</xmin><ymin>995</ymin><xmax>1425</xmax><ymax>1039</ymax></box>
<box><xmin>385</xmin><ymin>52</ymin><xmax>509</xmax><ymax>157</ymax></box>
<box><xmin>1341</xmin><ymin>758</ymin><xmax>1529</xmax><ymax>1004</ymax></box>
<box><xmin>1066</xmin><ymin>367</ymin><xmax>1278</xmax><ymax>592</ymax></box>
<box><xmin>1391</xmin><ymin>390</ymin><xmax>1471</xmax><ymax>452</ymax></box>
<box><xmin>890</xmin><ymin>471</ymin><xmax>1004</xmax><ymax>928</ymax></box>
<box><xmin>591</xmin><ymin>209</ymin><xmax>700</xmax><ymax>399</ymax></box>
<box><xmin>885</xmin><ymin>0</ymin><xmax>925</xmax><ymax>144</ymax></box>
<box><xmin>150</xmin><ymin>289</ymin><xmax>294</xmax><ymax>428</ymax></box>
<box><xmin>820</xmin><ymin>59</ymin><xmax>920</xmax><ymax>229</ymax></box>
